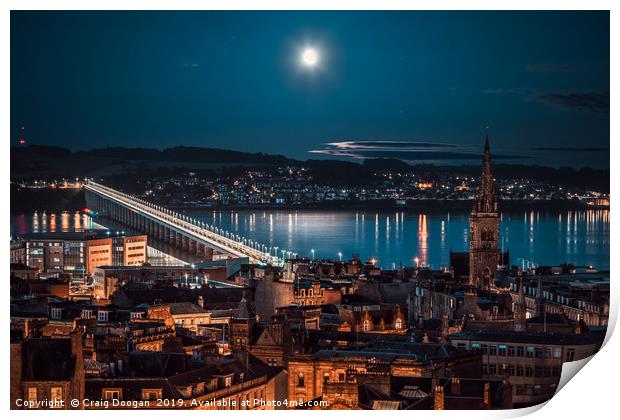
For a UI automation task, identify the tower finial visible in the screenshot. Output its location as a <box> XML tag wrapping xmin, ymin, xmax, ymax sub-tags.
<box><xmin>474</xmin><ymin>136</ymin><xmax>496</xmax><ymax>214</ymax></box>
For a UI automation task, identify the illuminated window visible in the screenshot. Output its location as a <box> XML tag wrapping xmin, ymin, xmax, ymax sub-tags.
<box><xmin>50</xmin><ymin>387</ymin><xmax>63</xmax><ymax>401</ymax></box>
<box><xmin>27</xmin><ymin>387</ymin><xmax>37</xmax><ymax>402</ymax></box>
<box><xmin>142</xmin><ymin>389</ymin><xmax>162</xmax><ymax>400</ymax></box>
<box><xmin>103</xmin><ymin>389</ymin><xmax>121</xmax><ymax>400</ymax></box>
<box><xmin>297</xmin><ymin>372</ymin><xmax>305</xmax><ymax>387</ymax></box>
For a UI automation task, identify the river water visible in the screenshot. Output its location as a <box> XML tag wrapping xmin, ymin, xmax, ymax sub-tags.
<box><xmin>12</xmin><ymin>209</ymin><xmax>608</xmax><ymax>270</ymax></box>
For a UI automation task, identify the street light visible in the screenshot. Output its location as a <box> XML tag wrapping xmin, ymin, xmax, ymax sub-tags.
<box><xmin>311</xmin><ymin>249</ymin><xmax>315</xmax><ymax>260</ymax></box>
<box><xmin>414</xmin><ymin>257</ymin><xmax>420</xmax><ymax>268</ymax></box>
<box><xmin>338</xmin><ymin>252</ymin><xmax>342</xmax><ymax>261</ymax></box>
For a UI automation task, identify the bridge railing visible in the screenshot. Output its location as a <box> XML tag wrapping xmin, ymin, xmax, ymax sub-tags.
<box><xmin>86</xmin><ymin>181</ymin><xmax>291</xmax><ymax>266</ymax></box>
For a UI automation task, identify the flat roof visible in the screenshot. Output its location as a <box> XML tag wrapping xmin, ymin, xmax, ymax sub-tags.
<box><xmin>449</xmin><ymin>330</ymin><xmax>604</xmax><ymax>345</ymax></box>
<box><xmin>15</xmin><ymin>230</ymin><xmax>143</xmax><ymax>241</ymax></box>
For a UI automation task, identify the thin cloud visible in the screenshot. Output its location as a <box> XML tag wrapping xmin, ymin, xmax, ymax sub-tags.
<box><xmin>536</xmin><ymin>92</ymin><xmax>609</xmax><ymax>113</ymax></box>
<box><xmin>525</xmin><ymin>63</ymin><xmax>573</xmax><ymax>73</ymax></box>
<box><xmin>309</xmin><ymin>141</ymin><xmax>526</xmax><ymax>162</ymax></box>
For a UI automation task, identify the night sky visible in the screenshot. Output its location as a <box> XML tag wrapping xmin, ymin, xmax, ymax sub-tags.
<box><xmin>11</xmin><ymin>11</ymin><xmax>610</xmax><ymax>168</ymax></box>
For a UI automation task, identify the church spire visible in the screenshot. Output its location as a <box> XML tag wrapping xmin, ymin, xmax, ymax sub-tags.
<box><xmin>474</xmin><ymin>136</ymin><xmax>497</xmax><ymax>214</ymax></box>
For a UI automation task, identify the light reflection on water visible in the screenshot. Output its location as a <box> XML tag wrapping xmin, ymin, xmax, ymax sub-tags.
<box><xmin>11</xmin><ymin>209</ymin><xmax>610</xmax><ymax>271</ymax></box>
<box><xmin>190</xmin><ymin>209</ymin><xmax>609</xmax><ymax>270</ymax></box>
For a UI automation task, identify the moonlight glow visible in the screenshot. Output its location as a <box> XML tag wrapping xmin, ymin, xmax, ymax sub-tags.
<box><xmin>301</xmin><ymin>48</ymin><xmax>319</xmax><ymax>67</ymax></box>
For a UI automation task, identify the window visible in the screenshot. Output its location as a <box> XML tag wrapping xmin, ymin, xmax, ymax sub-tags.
<box><xmin>82</xmin><ymin>310</ymin><xmax>93</xmax><ymax>319</ymax></box>
<box><xmin>50</xmin><ymin>387</ymin><xmax>63</xmax><ymax>401</ymax></box>
<box><xmin>566</xmin><ymin>348</ymin><xmax>575</xmax><ymax>362</ymax></box>
<box><xmin>553</xmin><ymin>347</ymin><xmax>562</xmax><ymax>358</ymax></box>
<box><xmin>98</xmin><ymin>311</ymin><xmax>109</xmax><ymax>322</ymax></box>
<box><xmin>525</xmin><ymin>366</ymin><xmax>533</xmax><ymax>377</ymax></box>
<box><xmin>516</xmin><ymin>366</ymin><xmax>524</xmax><ymax>376</ymax></box>
<box><xmin>323</xmin><ymin>373</ymin><xmax>330</xmax><ymax>385</ymax></box>
<box><xmin>481</xmin><ymin>344</ymin><xmax>488</xmax><ymax>355</ymax></box>
<box><xmin>27</xmin><ymin>387</ymin><xmax>37</xmax><ymax>402</ymax></box>
<box><xmin>517</xmin><ymin>346</ymin><xmax>525</xmax><ymax>357</ymax></box>
<box><xmin>297</xmin><ymin>372</ymin><xmax>305</xmax><ymax>387</ymax></box>
<box><xmin>535</xmin><ymin>347</ymin><xmax>543</xmax><ymax>358</ymax></box>
<box><xmin>498</xmin><ymin>345</ymin><xmax>506</xmax><ymax>356</ymax></box>
<box><xmin>482</xmin><ymin>364</ymin><xmax>488</xmax><ymax>375</ymax></box>
<box><xmin>489</xmin><ymin>345</ymin><xmax>497</xmax><ymax>356</ymax></box>
<box><xmin>508</xmin><ymin>346</ymin><xmax>515</xmax><ymax>357</ymax></box>
<box><xmin>142</xmin><ymin>389</ymin><xmax>162</xmax><ymax>400</ymax></box>
<box><xmin>535</xmin><ymin>367</ymin><xmax>543</xmax><ymax>377</ymax></box>
<box><xmin>394</xmin><ymin>319</ymin><xmax>402</xmax><ymax>329</ymax></box>
<box><xmin>362</xmin><ymin>320</ymin><xmax>370</xmax><ymax>332</ymax></box>
<box><xmin>51</xmin><ymin>308</ymin><xmax>62</xmax><ymax>320</ymax></box>
<box><xmin>506</xmin><ymin>365</ymin><xmax>515</xmax><ymax>376</ymax></box>
<box><xmin>457</xmin><ymin>343</ymin><xmax>466</xmax><ymax>351</ymax></box>
<box><xmin>516</xmin><ymin>385</ymin><xmax>524</xmax><ymax>395</ymax></box>
<box><xmin>103</xmin><ymin>389</ymin><xmax>121</xmax><ymax>400</ymax></box>
<box><xmin>526</xmin><ymin>346</ymin><xmax>535</xmax><ymax>358</ymax></box>
<box><xmin>488</xmin><ymin>364</ymin><xmax>497</xmax><ymax>375</ymax></box>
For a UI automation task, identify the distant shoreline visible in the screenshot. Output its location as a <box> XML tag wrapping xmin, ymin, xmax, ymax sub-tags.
<box><xmin>10</xmin><ymin>187</ymin><xmax>609</xmax><ymax>214</ymax></box>
<box><xmin>171</xmin><ymin>200</ymin><xmax>607</xmax><ymax>213</ymax></box>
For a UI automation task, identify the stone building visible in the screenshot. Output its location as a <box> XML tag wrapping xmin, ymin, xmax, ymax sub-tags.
<box><xmin>287</xmin><ymin>344</ymin><xmax>482</xmax><ymax>404</ymax></box>
<box><xmin>449</xmin><ymin>330</ymin><xmax>602</xmax><ymax>407</ymax></box>
<box><xmin>10</xmin><ymin>329</ymin><xmax>85</xmax><ymax>409</ymax></box>
<box><xmin>469</xmin><ymin>138</ymin><xmax>501</xmax><ymax>290</ymax></box>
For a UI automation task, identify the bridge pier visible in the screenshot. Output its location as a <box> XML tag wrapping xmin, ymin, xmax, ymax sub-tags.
<box><xmin>200</xmin><ymin>243</ymin><xmax>214</xmax><ymax>261</ymax></box>
<box><xmin>175</xmin><ymin>231</ymin><xmax>183</xmax><ymax>248</ymax></box>
<box><xmin>188</xmin><ymin>239</ymin><xmax>197</xmax><ymax>255</ymax></box>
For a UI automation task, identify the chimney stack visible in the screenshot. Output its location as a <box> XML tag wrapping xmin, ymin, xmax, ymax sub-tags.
<box><xmin>451</xmin><ymin>378</ymin><xmax>461</xmax><ymax>396</ymax></box>
<box><xmin>483</xmin><ymin>382</ymin><xmax>491</xmax><ymax>409</ymax></box>
<box><xmin>433</xmin><ymin>385</ymin><xmax>445</xmax><ymax>410</ymax></box>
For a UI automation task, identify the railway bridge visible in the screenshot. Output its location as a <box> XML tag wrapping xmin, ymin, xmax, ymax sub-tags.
<box><xmin>84</xmin><ymin>181</ymin><xmax>282</xmax><ymax>265</ymax></box>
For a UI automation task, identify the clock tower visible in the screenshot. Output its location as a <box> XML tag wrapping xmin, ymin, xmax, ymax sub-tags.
<box><xmin>469</xmin><ymin>137</ymin><xmax>500</xmax><ymax>290</ymax></box>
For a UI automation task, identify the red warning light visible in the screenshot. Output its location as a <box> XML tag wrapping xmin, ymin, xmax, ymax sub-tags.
<box><xmin>18</xmin><ymin>139</ymin><xmax>26</xmax><ymax>145</ymax></box>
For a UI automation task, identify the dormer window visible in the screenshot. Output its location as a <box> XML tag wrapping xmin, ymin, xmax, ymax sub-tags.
<box><xmin>82</xmin><ymin>309</ymin><xmax>93</xmax><ymax>319</ymax></box>
<box><xmin>130</xmin><ymin>312</ymin><xmax>143</xmax><ymax>320</ymax></box>
<box><xmin>50</xmin><ymin>307</ymin><xmax>62</xmax><ymax>320</ymax></box>
<box><xmin>362</xmin><ymin>320</ymin><xmax>370</xmax><ymax>332</ymax></box>
<box><xmin>98</xmin><ymin>311</ymin><xmax>109</xmax><ymax>322</ymax></box>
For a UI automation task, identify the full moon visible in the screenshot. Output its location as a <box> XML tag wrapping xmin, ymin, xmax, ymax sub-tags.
<box><xmin>301</xmin><ymin>48</ymin><xmax>319</xmax><ymax>67</ymax></box>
